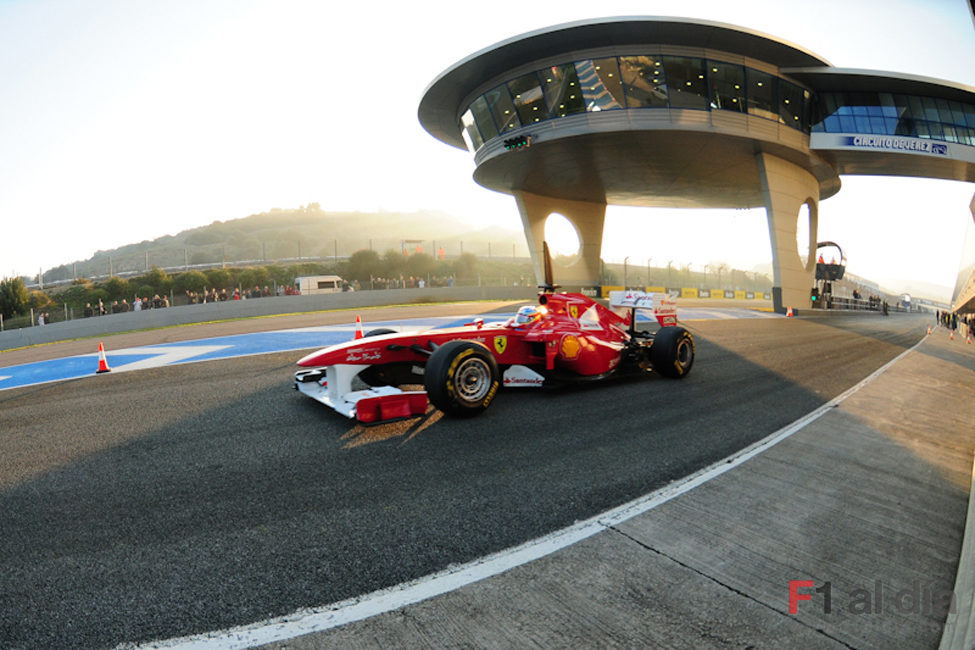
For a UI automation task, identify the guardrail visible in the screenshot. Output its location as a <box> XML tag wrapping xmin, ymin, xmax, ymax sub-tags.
<box><xmin>818</xmin><ymin>296</ymin><xmax>911</xmax><ymax>312</ymax></box>
<box><xmin>0</xmin><ymin>285</ymin><xmax>539</xmax><ymax>350</ymax></box>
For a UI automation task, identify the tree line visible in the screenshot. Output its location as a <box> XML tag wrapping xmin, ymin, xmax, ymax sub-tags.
<box><xmin>0</xmin><ymin>249</ymin><xmax>503</xmax><ymax>325</ymax></box>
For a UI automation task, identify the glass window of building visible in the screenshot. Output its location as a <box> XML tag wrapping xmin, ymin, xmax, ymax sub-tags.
<box><xmin>539</xmin><ymin>63</ymin><xmax>585</xmax><ymax>118</ymax></box>
<box><xmin>746</xmin><ymin>68</ymin><xmax>777</xmax><ymax>122</ymax></box>
<box><xmin>779</xmin><ymin>80</ymin><xmax>805</xmax><ymax>128</ymax></box>
<box><xmin>575</xmin><ymin>58</ymin><xmax>624</xmax><ymax>111</ymax></box>
<box><xmin>663</xmin><ymin>56</ymin><xmax>708</xmax><ymax>110</ymax></box>
<box><xmin>892</xmin><ymin>97</ymin><xmax>917</xmax><ymax>136</ymax></box>
<box><xmin>879</xmin><ymin>93</ymin><xmax>899</xmax><ymax>118</ymax></box>
<box><xmin>813</xmin><ymin>92</ymin><xmax>838</xmax><ymax>132</ymax></box>
<box><xmin>868</xmin><ymin>114</ymin><xmax>888</xmax><ymax>134</ymax></box>
<box><xmin>484</xmin><ymin>84</ymin><xmax>520</xmax><ymax>133</ymax></box>
<box><xmin>907</xmin><ymin>95</ymin><xmax>925</xmax><ymax>121</ymax></box>
<box><xmin>802</xmin><ymin>89</ymin><xmax>813</xmax><ymax>131</ymax></box>
<box><xmin>822</xmin><ymin>114</ymin><xmax>841</xmax><ymax>132</ymax></box>
<box><xmin>838</xmin><ymin>112</ymin><xmax>856</xmax><ymax>133</ymax></box>
<box><xmin>469</xmin><ymin>96</ymin><xmax>498</xmax><ymax>142</ymax></box>
<box><xmin>508</xmin><ymin>73</ymin><xmax>547</xmax><ymax>125</ymax></box>
<box><xmin>948</xmin><ymin>101</ymin><xmax>967</xmax><ymax>126</ymax></box>
<box><xmin>964</xmin><ymin>103</ymin><xmax>975</xmax><ymax>128</ymax></box>
<box><xmin>460</xmin><ymin>109</ymin><xmax>483</xmax><ymax>153</ymax></box>
<box><xmin>936</xmin><ymin>98</ymin><xmax>955</xmax><ymax>125</ymax></box>
<box><xmin>921</xmin><ymin>97</ymin><xmax>940</xmax><ymax>122</ymax></box>
<box><xmin>619</xmin><ymin>55</ymin><xmax>668</xmax><ymax>108</ymax></box>
<box><xmin>707</xmin><ymin>60</ymin><xmax>745</xmax><ymax>113</ymax></box>
<box><xmin>894</xmin><ymin>119</ymin><xmax>916</xmax><ymax>137</ymax></box>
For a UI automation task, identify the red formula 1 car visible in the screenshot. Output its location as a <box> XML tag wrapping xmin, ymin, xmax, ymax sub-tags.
<box><xmin>294</xmin><ymin>287</ymin><xmax>695</xmax><ymax>424</ymax></box>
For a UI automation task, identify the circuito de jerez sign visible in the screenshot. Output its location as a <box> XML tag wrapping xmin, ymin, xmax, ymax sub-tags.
<box><xmin>841</xmin><ymin>135</ymin><xmax>949</xmax><ymax>155</ymax></box>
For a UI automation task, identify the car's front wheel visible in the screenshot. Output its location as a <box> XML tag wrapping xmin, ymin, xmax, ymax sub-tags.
<box><xmin>425</xmin><ymin>340</ymin><xmax>500</xmax><ymax>416</ymax></box>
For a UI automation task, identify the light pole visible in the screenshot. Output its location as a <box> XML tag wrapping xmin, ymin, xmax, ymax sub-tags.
<box><xmin>647</xmin><ymin>258</ymin><xmax>652</xmax><ymax>286</ymax></box>
<box><xmin>704</xmin><ymin>264</ymin><xmax>709</xmax><ymax>288</ymax></box>
<box><xmin>624</xmin><ymin>256</ymin><xmax>629</xmax><ymax>288</ymax></box>
<box><xmin>667</xmin><ymin>260</ymin><xmax>673</xmax><ymax>286</ymax></box>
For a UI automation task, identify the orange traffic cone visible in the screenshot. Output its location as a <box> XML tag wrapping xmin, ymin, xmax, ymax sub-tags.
<box><xmin>786</xmin><ymin>306</ymin><xmax>794</xmax><ymax>318</ymax></box>
<box><xmin>354</xmin><ymin>315</ymin><xmax>364</xmax><ymax>340</ymax></box>
<box><xmin>950</xmin><ymin>329</ymin><xmax>954</xmax><ymax>341</ymax></box>
<box><xmin>927</xmin><ymin>325</ymin><xmax>932</xmax><ymax>335</ymax></box>
<box><xmin>96</xmin><ymin>342</ymin><xmax>111</xmax><ymax>373</ymax></box>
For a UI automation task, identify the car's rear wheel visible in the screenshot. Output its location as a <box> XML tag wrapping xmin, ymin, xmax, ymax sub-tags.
<box><xmin>425</xmin><ymin>340</ymin><xmax>500</xmax><ymax>417</ymax></box>
<box><xmin>651</xmin><ymin>326</ymin><xmax>695</xmax><ymax>378</ymax></box>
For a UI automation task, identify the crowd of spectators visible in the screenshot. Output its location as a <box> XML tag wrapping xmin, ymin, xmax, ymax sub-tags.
<box><xmin>82</xmin><ymin>295</ymin><xmax>172</xmax><ymax>317</ymax></box>
<box><xmin>936</xmin><ymin>310</ymin><xmax>973</xmax><ymax>333</ymax></box>
<box><xmin>185</xmin><ymin>286</ymin><xmax>273</xmax><ymax>304</ymax></box>
<box><xmin>369</xmin><ymin>276</ymin><xmax>453</xmax><ymax>289</ymax></box>
<box><xmin>80</xmin><ymin>287</ymin><xmax>281</xmax><ymax>317</ymax></box>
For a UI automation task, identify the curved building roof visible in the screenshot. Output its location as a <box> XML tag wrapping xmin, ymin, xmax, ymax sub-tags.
<box><xmin>418</xmin><ymin>16</ymin><xmax>975</xmax><ymax>204</ymax></box>
<box><xmin>419</xmin><ymin>16</ymin><xmax>832</xmax><ymax>150</ymax></box>
<box><xmin>784</xmin><ymin>67</ymin><xmax>975</xmax><ymax>104</ymax></box>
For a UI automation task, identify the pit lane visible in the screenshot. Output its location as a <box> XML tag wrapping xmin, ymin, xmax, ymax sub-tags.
<box><xmin>0</xmin><ymin>306</ymin><xmax>929</xmax><ymax>649</ymax></box>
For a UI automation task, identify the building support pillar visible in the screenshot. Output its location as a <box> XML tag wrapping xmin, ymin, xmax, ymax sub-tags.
<box><xmin>757</xmin><ymin>152</ymin><xmax>820</xmax><ymax>314</ymax></box>
<box><xmin>513</xmin><ymin>191</ymin><xmax>606</xmax><ymax>288</ymax></box>
<box><xmin>950</xmin><ymin>191</ymin><xmax>975</xmax><ymax>312</ymax></box>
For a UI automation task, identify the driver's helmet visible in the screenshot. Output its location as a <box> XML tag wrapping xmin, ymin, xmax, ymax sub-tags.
<box><xmin>515</xmin><ymin>305</ymin><xmax>542</xmax><ymax>325</ymax></box>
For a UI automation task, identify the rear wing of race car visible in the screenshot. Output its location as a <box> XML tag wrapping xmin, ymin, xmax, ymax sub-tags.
<box><xmin>608</xmin><ymin>290</ymin><xmax>678</xmax><ymax>328</ymax></box>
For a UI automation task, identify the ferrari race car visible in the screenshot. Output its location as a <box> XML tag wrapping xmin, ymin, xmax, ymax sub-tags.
<box><xmin>294</xmin><ymin>287</ymin><xmax>695</xmax><ymax>424</ymax></box>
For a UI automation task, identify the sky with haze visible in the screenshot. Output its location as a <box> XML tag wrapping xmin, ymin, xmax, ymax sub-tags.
<box><xmin>1</xmin><ymin>0</ymin><xmax>973</xmax><ymax>300</ymax></box>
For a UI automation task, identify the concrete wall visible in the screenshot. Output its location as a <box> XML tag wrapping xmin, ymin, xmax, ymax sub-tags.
<box><xmin>0</xmin><ymin>286</ymin><xmax>538</xmax><ymax>351</ymax></box>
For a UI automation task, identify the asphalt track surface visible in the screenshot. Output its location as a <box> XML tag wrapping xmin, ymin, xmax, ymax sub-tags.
<box><xmin>0</xmin><ymin>305</ymin><xmax>929</xmax><ymax>649</ymax></box>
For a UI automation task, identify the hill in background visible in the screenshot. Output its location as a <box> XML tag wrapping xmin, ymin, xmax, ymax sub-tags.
<box><xmin>42</xmin><ymin>205</ymin><xmax>528</xmax><ymax>282</ymax></box>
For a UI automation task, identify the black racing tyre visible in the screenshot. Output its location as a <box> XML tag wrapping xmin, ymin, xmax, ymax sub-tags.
<box><xmin>424</xmin><ymin>340</ymin><xmax>500</xmax><ymax>417</ymax></box>
<box><xmin>364</xmin><ymin>328</ymin><xmax>397</xmax><ymax>337</ymax></box>
<box><xmin>650</xmin><ymin>326</ymin><xmax>695</xmax><ymax>378</ymax></box>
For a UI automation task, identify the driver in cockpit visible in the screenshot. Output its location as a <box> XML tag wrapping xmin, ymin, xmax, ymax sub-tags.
<box><xmin>513</xmin><ymin>305</ymin><xmax>543</xmax><ymax>328</ymax></box>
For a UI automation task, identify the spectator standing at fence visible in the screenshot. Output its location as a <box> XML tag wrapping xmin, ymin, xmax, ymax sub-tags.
<box><xmin>84</xmin><ymin>303</ymin><xmax>94</xmax><ymax>318</ymax></box>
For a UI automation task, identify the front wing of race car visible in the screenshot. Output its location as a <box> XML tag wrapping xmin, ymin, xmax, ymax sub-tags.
<box><xmin>295</xmin><ymin>360</ymin><xmax>548</xmax><ymax>423</ymax></box>
<box><xmin>294</xmin><ymin>364</ymin><xmax>428</xmax><ymax>424</ymax></box>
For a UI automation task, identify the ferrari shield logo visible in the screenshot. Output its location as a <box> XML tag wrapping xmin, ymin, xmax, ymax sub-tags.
<box><xmin>569</xmin><ymin>304</ymin><xmax>579</xmax><ymax>319</ymax></box>
<box><xmin>493</xmin><ymin>336</ymin><xmax>508</xmax><ymax>355</ymax></box>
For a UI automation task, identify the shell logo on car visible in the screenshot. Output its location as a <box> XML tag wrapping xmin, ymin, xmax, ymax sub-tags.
<box><xmin>560</xmin><ymin>334</ymin><xmax>582</xmax><ymax>360</ymax></box>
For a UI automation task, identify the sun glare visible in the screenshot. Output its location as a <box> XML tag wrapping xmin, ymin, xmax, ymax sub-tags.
<box><xmin>544</xmin><ymin>213</ymin><xmax>580</xmax><ymax>258</ymax></box>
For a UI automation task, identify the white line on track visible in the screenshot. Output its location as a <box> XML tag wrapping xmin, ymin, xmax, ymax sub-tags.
<box><xmin>108</xmin><ymin>346</ymin><xmax>232</xmax><ymax>372</ymax></box>
<box><xmin>131</xmin><ymin>333</ymin><xmax>927</xmax><ymax>650</ymax></box>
